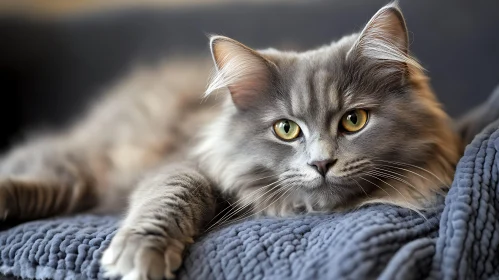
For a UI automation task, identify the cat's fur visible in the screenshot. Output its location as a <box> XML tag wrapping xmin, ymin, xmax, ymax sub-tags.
<box><xmin>0</xmin><ymin>3</ymin><xmax>461</xmax><ymax>280</ymax></box>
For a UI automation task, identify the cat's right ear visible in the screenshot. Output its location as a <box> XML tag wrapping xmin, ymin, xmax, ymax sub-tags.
<box><xmin>206</xmin><ymin>35</ymin><xmax>276</xmax><ymax>110</ymax></box>
<box><xmin>346</xmin><ymin>2</ymin><xmax>421</xmax><ymax>78</ymax></box>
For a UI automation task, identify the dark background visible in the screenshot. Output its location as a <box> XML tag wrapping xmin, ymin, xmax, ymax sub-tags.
<box><xmin>0</xmin><ymin>0</ymin><xmax>498</xmax><ymax>151</ymax></box>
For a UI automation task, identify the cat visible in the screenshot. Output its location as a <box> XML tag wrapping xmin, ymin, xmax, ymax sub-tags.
<box><xmin>0</xmin><ymin>2</ymin><xmax>462</xmax><ymax>279</ymax></box>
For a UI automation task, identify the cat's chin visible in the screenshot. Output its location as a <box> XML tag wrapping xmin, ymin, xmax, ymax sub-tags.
<box><xmin>300</xmin><ymin>177</ymin><xmax>326</xmax><ymax>190</ymax></box>
<box><xmin>297</xmin><ymin>177</ymin><xmax>359</xmax><ymax>199</ymax></box>
<box><xmin>302</xmin><ymin>175</ymin><xmax>357</xmax><ymax>189</ymax></box>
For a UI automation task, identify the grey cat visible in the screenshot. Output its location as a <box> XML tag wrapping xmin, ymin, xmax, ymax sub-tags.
<box><xmin>0</xmin><ymin>3</ymin><xmax>461</xmax><ymax>280</ymax></box>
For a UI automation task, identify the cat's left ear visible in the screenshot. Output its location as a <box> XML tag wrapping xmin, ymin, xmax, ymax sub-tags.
<box><xmin>206</xmin><ymin>35</ymin><xmax>277</xmax><ymax>110</ymax></box>
<box><xmin>347</xmin><ymin>2</ymin><xmax>415</xmax><ymax>74</ymax></box>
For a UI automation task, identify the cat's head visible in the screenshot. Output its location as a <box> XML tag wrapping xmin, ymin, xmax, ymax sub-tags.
<box><xmin>196</xmin><ymin>2</ymin><xmax>461</xmax><ymax>215</ymax></box>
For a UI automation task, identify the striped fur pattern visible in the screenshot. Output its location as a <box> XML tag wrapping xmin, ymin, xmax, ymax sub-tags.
<box><xmin>0</xmin><ymin>3</ymin><xmax>461</xmax><ymax>280</ymax></box>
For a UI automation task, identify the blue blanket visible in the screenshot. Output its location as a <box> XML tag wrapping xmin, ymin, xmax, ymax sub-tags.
<box><xmin>1</xmin><ymin>87</ymin><xmax>499</xmax><ymax>280</ymax></box>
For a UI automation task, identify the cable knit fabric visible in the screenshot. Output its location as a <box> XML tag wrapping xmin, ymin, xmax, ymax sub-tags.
<box><xmin>1</xmin><ymin>93</ymin><xmax>499</xmax><ymax>279</ymax></box>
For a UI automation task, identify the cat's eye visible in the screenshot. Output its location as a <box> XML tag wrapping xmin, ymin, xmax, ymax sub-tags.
<box><xmin>340</xmin><ymin>109</ymin><xmax>369</xmax><ymax>133</ymax></box>
<box><xmin>273</xmin><ymin>119</ymin><xmax>301</xmax><ymax>141</ymax></box>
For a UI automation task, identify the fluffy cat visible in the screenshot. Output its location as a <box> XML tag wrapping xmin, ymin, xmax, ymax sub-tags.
<box><xmin>0</xmin><ymin>3</ymin><xmax>461</xmax><ymax>279</ymax></box>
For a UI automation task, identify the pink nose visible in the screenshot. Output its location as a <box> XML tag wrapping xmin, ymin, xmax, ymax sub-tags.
<box><xmin>309</xmin><ymin>159</ymin><xmax>336</xmax><ymax>176</ymax></box>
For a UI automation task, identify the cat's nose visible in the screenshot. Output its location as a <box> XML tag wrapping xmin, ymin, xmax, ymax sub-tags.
<box><xmin>309</xmin><ymin>159</ymin><xmax>337</xmax><ymax>177</ymax></box>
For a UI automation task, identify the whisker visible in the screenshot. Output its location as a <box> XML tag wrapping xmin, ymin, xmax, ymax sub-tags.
<box><xmin>372</xmin><ymin>166</ymin><xmax>409</xmax><ymax>179</ymax></box>
<box><xmin>212</xmin><ymin>189</ymin><xmax>288</xmax><ymax>230</ymax></box>
<box><xmin>373</xmin><ymin>163</ymin><xmax>434</xmax><ymax>185</ymax></box>
<box><xmin>370</xmin><ymin>168</ymin><xmax>427</xmax><ymax>198</ymax></box>
<box><xmin>219</xmin><ymin>181</ymin><xmax>286</xmax><ymax>224</ymax></box>
<box><xmin>228</xmin><ymin>184</ymin><xmax>297</xmax><ymax>226</ymax></box>
<box><xmin>373</xmin><ymin>159</ymin><xmax>446</xmax><ymax>185</ymax></box>
<box><xmin>358</xmin><ymin>176</ymin><xmax>391</xmax><ymax>197</ymax></box>
<box><xmin>364</xmin><ymin>172</ymin><xmax>428</xmax><ymax>221</ymax></box>
<box><xmin>352</xmin><ymin>178</ymin><xmax>370</xmax><ymax>198</ymax></box>
<box><xmin>364</xmin><ymin>172</ymin><xmax>411</xmax><ymax>203</ymax></box>
<box><xmin>206</xmin><ymin>179</ymin><xmax>287</xmax><ymax>231</ymax></box>
<box><xmin>205</xmin><ymin>182</ymin><xmax>269</xmax><ymax>227</ymax></box>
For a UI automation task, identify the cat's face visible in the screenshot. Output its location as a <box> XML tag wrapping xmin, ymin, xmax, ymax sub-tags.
<box><xmin>227</xmin><ymin>47</ymin><xmax>432</xmax><ymax>196</ymax></box>
<box><xmin>199</xmin><ymin>3</ymin><xmax>458</xmax><ymax>214</ymax></box>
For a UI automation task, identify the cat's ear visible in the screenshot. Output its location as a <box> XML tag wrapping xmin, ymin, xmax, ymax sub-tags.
<box><xmin>347</xmin><ymin>2</ymin><xmax>418</xmax><ymax>74</ymax></box>
<box><xmin>206</xmin><ymin>35</ymin><xmax>276</xmax><ymax>109</ymax></box>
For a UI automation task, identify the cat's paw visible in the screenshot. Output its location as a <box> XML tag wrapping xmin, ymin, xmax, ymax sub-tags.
<box><xmin>101</xmin><ymin>228</ymin><xmax>191</xmax><ymax>280</ymax></box>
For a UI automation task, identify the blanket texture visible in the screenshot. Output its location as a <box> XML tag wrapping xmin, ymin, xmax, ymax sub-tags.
<box><xmin>1</xmin><ymin>87</ymin><xmax>499</xmax><ymax>280</ymax></box>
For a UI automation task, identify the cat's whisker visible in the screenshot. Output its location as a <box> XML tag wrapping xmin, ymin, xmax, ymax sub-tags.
<box><xmin>373</xmin><ymin>159</ymin><xmax>446</xmax><ymax>185</ymax></box>
<box><xmin>370</xmin><ymin>163</ymin><xmax>448</xmax><ymax>196</ymax></box>
<box><xmin>364</xmin><ymin>172</ymin><xmax>412</xmax><ymax>204</ymax></box>
<box><xmin>372</xmin><ymin>167</ymin><xmax>409</xmax><ymax>179</ymax></box>
<box><xmin>373</xmin><ymin>163</ymin><xmax>435</xmax><ymax>185</ymax></box>
<box><xmin>351</xmin><ymin>178</ymin><xmax>370</xmax><ymax>199</ymax></box>
<box><xmin>222</xmin><ymin>173</ymin><xmax>281</xmax><ymax>210</ymax></box>
<box><xmin>370</xmin><ymin>168</ymin><xmax>427</xmax><ymax>198</ymax></box>
<box><xmin>218</xmin><ymin>181</ymin><xmax>298</xmax><ymax>229</ymax></box>
<box><xmin>205</xmin><ymin>179</ymin><xmax>287</xmax><ymax>231</ymax></box>
<box><xmin>358</xmin><ymin>176</ymin><xmax>391</xmax><ymax>197</ymax></box>
<box><xmin>226</xmin><ymin>184</ymin><xmax>297</xmax><ymax>227</ymax></box>
<box><xmin>216</xmin><ymin>183</ymin><xmax>285</xmax><ymax>227</ymax></box>
<box><xmin>205</xmin><ymin>183</ymin><xmax>268</xmax><ymax>228</ymax></box>
<box><xmin>210</xmin><ymin>188</ymin><xmax>288</xmax><ymax>230</ymax></box>
<box><xmin>226</xmin><ymin>178</ymin><xmax>289</xmax><ymax>215</ymax></box>
<box><xmin>206</xmin><ymin>185</ymin><xmax>274</xmax><ymax>231</ymax></box>
<box><xmin>364</xmin><ymin>172</ymin><xmax>428</xmax><ymax>221</ymax></box>
<box><xmin>368</xmin><ymin>170</ymin><xmax>415</xmax><ymax>190</ymax></box>
<box><xmin>370</xmin><ymin>163</ymin><xmax>439</xmax><ymax>227</ymax></box>
<box><xmin>212</xmin><ymin>173</ymin><xmax>278</xmax><ymax>216</ymax></box>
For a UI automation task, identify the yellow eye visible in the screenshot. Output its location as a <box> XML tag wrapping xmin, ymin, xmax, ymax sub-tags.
<box><xmin>340</xmin><ymin>109</ymin><xmax>369</xmax><ymax>133</ymax></box>
<box><xmin>273</xmin><ymin>119</ymin><xmax>301</xmax><ymax>140</ymax></box>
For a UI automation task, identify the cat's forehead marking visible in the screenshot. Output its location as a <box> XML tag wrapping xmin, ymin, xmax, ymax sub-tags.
<box><xmin>311</xmin><ymin>68</ymin><xmax>341</xmax><ymax>114</ymax></box>
<box><xmin>322</xmin><ymin>72</ymin><xmax>341</xmax><ymax>111</ymax></box>
<box><xmin>286</xmin><ymin>65</ymin><xmax>342</xmax><ymax>131</ymax></box>
<box><xmin>282</xmin><ymin>42</ymin><xmax>355</xmax><ymax>127</ymax></box>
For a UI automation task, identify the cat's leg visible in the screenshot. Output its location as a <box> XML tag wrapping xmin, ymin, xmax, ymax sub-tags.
<box><xmin>101</xmin><ymin>164</ymin><xmax>217</xmax><ymax>280</ymax></box>
<box><xmin>0</xmin><ymin>138</ymin><xmax>98</xmax><ymax>222</ymax></box>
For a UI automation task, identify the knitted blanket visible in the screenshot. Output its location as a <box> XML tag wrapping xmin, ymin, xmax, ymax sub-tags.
<box><xmin>1</xmin><ymin>87</ymin><xmax>499</xmax><ymax>280</ymax></box>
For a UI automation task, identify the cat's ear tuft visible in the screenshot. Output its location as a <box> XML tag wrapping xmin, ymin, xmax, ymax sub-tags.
<box><xmin>206</xmin><ymin>35</ymin><xmax>276</xmax><ymax>109</ymax></box>
<box><xmin>348</xmin><ymin>2</ymin><xmax>420</xmax><ymax>72</ymax></box>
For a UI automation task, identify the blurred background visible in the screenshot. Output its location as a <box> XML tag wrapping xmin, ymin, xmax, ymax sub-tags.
<box><xmin>0</xmin><ymin>0</ymin><xmax>498</xmax><ymax>150</ymax></box>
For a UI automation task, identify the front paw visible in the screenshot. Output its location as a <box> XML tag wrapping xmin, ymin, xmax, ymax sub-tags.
<box><xmin>101</xmin><ymin>227</ymin><xmax>192</xmax><ymax>280</ymax></box>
